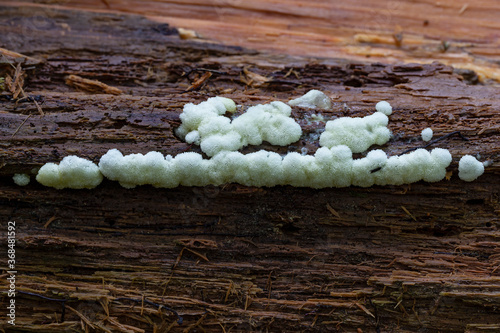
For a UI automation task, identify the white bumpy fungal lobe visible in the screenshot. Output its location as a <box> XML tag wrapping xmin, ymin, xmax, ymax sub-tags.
<box><xmin>421</xmin><ymin>128</ymin><xmax>433</xmax><ymax>142</ymax></box>
<box><xmin>97</xmin><ymin>146</ymin><xmax>453</xmax><ymax>189</ymax></box>
<box><xmin>175</xmin><ymin>96</ymin><xmax>302</xmax><ymax>157</ymax></box>
<box><xmin>35</xmin><ymin>93</ymin><xmax>484</xmax><ymax>189</ymax></box>
<box><xmin>375</xmin><ymin>101</ymin><xmax>392</xmax><ymax>115</ymax></box>
<box><xmin>458</xmin><ymin>155</ymin><xmax>485</xmax><ymax>182</ymax></box>
<box><xmin>319</xmin><ymin>112</ymin><xmax>391</xmax><ymax>153</ymax></box>
<box><xmin>36</xmin><ymin>155</ymin><xmax>103</xmax><ymax>189</ymax></box>
<box><xmin>13</xmin><ymin>173</ymin><xmax>30</xmax><ymax>186</ymax></box>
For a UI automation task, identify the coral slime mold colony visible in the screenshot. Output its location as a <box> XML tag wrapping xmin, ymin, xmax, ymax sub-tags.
<box><xmin>34</xmin><ymin>91</ymin><xmax>485</xmax><ymax>189</ymax></box>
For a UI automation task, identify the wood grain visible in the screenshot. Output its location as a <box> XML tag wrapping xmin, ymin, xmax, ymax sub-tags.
<box><xmin>0</xmin><ymin>3</ymin><xmax>499</xmax><ymax>333</ymax></box>
<box><xmin>8</xmin><ymin>0</ymin><xmax>500</xmax><ymax>82</ymax></box>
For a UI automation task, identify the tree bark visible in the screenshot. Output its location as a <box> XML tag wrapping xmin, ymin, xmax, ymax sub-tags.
<box><xmin>0</xmin><ymin>3</ymin><xmax>499</xmax><ymax>333</ymax></box>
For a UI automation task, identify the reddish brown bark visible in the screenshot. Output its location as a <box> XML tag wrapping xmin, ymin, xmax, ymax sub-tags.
<box><xmin>0</xmin><ymin>4</ymin><xmax>499</xmax><ymax>333</ymax></box>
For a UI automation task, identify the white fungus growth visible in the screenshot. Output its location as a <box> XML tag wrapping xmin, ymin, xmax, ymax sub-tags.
<box><xmin>13</xmin><ymin>173</ymin><xmax>30</xmax><ymax>186</ymax></box>
<box><xmin>458</xmin><ymin>155</ymin><xmax>484</xmax><ymax>182</ymax></box>
<box><xmin>184</xmin><ymin>130</ymin><xmax>200</xmax><ymax>144</ymax></box>
<box><xmin>96</xmin><ymin>146</ymin><xmax>452</xmax><ymax>189</ymax></box>
<box><xmin>36</xmin><ymin>156</ymin><xmax>103</xmax><ymax>189</ymax></box>
<box><xmin>175</xmin><ymin>97</ymin><xmax>301</xmax><ymax>157</ymax></box>
<box><xmin>175</xmin><ymin>96</ymin><xmax>236</xmax><ymax>147</ymax></box>
<box><xmin>288</xmin><ymin>90</ymin><xmax>332</xmax><ymax>110</ymax></box>
<box><xmin>232</xmin><ymin>101</ymin><xmax>302</xmax><ymax>147</ymax></box>
<box><xmin>319</xmin><ymin>112</ymin><xmax>391</xmax><ymax>153</ymax></box>
<box><xmin>35</xmin><ymin>94</ymin><xmax>485</xmax><ymax>189</ymax></box>
<box><xmin>421</xmin><ymin>128</ymin><xmax>433</xmax><ymax>142</ymax></box>
<box><xmin>375</xmin><ymin>101</ymin><xmax>392</xmax><ymax>115</ymax></box>
<box><xmin>98</xmin><ymin>149</ymin><xmax>178</xmax><ymax>189</ymax></box>
<box><xmin>373</xmin><ymin>148</ymin><xmax>452</xmax><ymax>185</ymax></box>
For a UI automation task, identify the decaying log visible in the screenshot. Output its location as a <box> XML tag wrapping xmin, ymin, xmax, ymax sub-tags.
<box><xmin>9</xmin><ymin>0</ymin><xmax>500</xmax><ymax>82</ymax></box>
<box><xmin>0</xmin><ymin>3</ymin><xmax>499</xmax><ymax>333</ymax></box>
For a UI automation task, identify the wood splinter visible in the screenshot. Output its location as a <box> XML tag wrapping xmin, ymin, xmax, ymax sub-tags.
<box><xmin>65</xmin><ymin>74</ymin><xmax>122</xmax><ymax>95</ymax></box>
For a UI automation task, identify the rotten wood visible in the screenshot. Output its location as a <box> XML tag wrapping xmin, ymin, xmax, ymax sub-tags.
<box><xmin>0</xmin><ymin>3</ymin><xmax>499</xmax><ymax>333</ymax></box>
<box><xmin>7</xmin><ymin>0</ymin><xmax>500</xmax><ymax>82</ymax></box>
<box><xmin>65</xmin><ymin>75</ymin><xmax>123</xmax><ymax>96</ymax></box>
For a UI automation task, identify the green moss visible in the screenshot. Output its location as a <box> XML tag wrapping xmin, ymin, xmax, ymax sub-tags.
<box><xmin>0</xmin><ymin>77</ymin><xmax>4</xmax><ymax>91</ymax></box>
